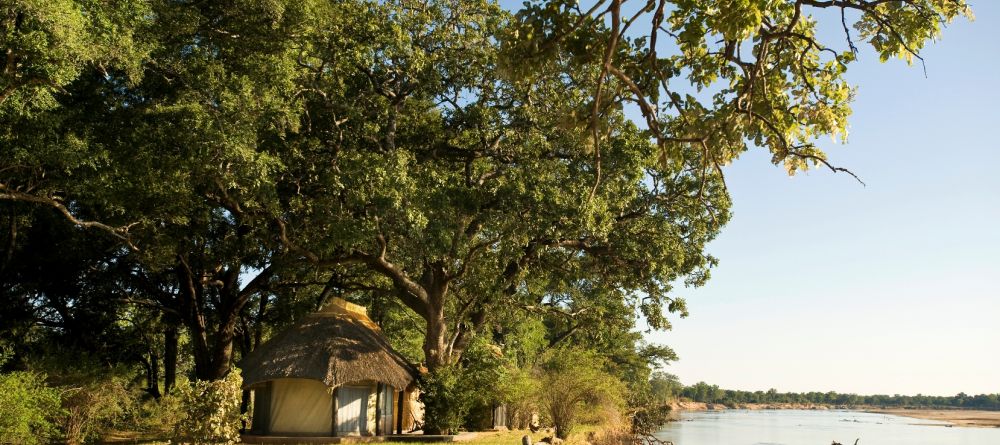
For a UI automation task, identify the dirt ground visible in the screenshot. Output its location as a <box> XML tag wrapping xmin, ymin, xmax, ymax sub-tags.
<box><xmin>868</xmin><ymin>409</ymin><xmax>1000</xmax><ymax>428</ymax></box>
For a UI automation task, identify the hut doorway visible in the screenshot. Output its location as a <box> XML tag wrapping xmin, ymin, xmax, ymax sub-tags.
<box><xmin>336</xmin><ymin>386</ymin><xmax>370</xmax><ymax>435</ymax></box>
<box><xmin>376</xmin><ymin>384</ymin><xmax>395</xmax><ymax>434</ymax></box>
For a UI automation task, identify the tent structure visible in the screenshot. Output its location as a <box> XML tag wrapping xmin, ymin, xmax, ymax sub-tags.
<box><xmin>240</xmin><ymin>298</ymin><xmax>419</xmax><ymax>437</ymax></box>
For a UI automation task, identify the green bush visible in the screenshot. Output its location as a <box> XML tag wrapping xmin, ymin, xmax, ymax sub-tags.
<box><xmin>58</xmin><ymin>374</ymin><xmax>137</xmax><ymax>445</ymax></box>
<box><xmin>498</xmin><ymin>366</ymin><xmax>539</xmax><ymax>429</ymax></box>
<box><xmin>27</xmin><ymin>355</ymin><xmax>143</xmax><ymax>445</ymax></box>
<box><xmin>420</xmin><ymin>337</ymin><xmax>527</xmax><ymax>434</ymax></box>
<box><xmin>535</xmin><ymin>348</ymin><xmax>625</xmax><ymax>440</ymax></box>
<box><xmin>170</xmin><ymin>369</ymin><xmax>246</xmax><ymax>445</ymax></box>
<box><xmin>419</xmin><ymin>364</ymin><xmax>472</xmax><ymax>435</ymax></box>
<box><xmin>135</xmin><ymin>391</ymin><xmax>186</xmax><ymax>438</ymax></box>
<box><xmin>0</xmin><ymin>370</ymin><xmax>62</xmax><ymax>445</ymax></box>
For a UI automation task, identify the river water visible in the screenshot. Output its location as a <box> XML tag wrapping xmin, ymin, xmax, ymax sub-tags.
<box><xmin>653</xmin><ymin>409</ymin><xmax>1000</xmax><ymax>445</ymax></box>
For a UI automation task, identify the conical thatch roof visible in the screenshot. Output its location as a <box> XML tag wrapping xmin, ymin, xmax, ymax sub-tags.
<box><xmin>240</xmin><ymin>298</ymin><xmax>417</xmax><ymax>390</ymax></box>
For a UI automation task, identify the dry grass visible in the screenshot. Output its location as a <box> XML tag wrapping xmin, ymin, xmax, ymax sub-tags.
<box><xmin>379</xmin><ymin>425</ymin><xmax>609</xmax><ymax>445</ymax></box>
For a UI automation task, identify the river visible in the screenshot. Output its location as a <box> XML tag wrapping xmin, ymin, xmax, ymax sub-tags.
<box><xmin>653</xmin><ymin>409</ymin><xmax>1000</xmax><ymax>445</ymax></box>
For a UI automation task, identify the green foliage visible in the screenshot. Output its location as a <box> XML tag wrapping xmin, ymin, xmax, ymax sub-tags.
<box><xmin>170</xmin><ymin>370</ymin><xmax>246</xmax><ymax>445</ymax></box>
<box><xmin>535</xmin><ymin>348</ymin><xmax>625</xmax><ymax>439</ymax></box>
<box><xmin>375</xmin><ymin>295</ymin><xmax>429</xmax><ymax>365</ymax></box>
<box><xmin>488</xmin><ymin>317</ymin><xmax>547</xmax><ymax>428</ymax></box>
<box><xmin>21</xmin><ymin>355</ymin><xmax>145</xmax><ymax>445</ymax></box>
<box><xmin>628</xmin><ymin>372</ymin><xmax>682</xmax><ymax>435</ymax></box>
<box><xmin>421</xmin><ymin>335</ymin><xmax>538</xmax><ymax>433</ymax></box>
<box><xmin>419</xmin><ymin>364</ymin><xmax>474</xmax><ymax>435</ymax></box>
<box><xmin>0</xmin><ymin>2</ymin><xmax>976</xmax><ymax>442</ymax></box>
<box><xmin>0</xmin><ymin>0</ymin><xmax>151</xmax><ymax>109</ymax></box>
<box><xmin>511</xmin><ymin>0</ymin><xmax>972</xmax><ymax>178</ymax></box>
<box><xmin>462</xmin><ymin>337</ymin><xmax>539</xmax><ymax>431</ymax></box>
<box><xmin>648</xmin><ymin>372</ymin><xmax>684</xmax><ymax>406</ymax></box>
<box><xmin>406</xmin><ymin>314</ymin><xmax>537</xmax><ymax>431</ymax></box>
<box><xmin>56</xmin><ymin>374</ymin><xmax>136</xmax><ymax>445</ymax></box>
<box><xmin>494</xmin><ymin>365</ymin><xmax>540</xmax><ymax>429</ymax></box>
<box><xmin>0</xmin><ymin>369</ymin><xmax>62</xmax><ymax>445</ymax></box>
<box><xmin>131</xmin><ymin>394</ymin><xmax>187</xmax><ymax>439</ymax></box>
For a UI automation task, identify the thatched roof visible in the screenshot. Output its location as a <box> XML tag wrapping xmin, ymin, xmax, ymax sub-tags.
<box><xmin>240</xmin><ymin>298</ymin><xmax>417</xmax><ymax>390</ymax></box>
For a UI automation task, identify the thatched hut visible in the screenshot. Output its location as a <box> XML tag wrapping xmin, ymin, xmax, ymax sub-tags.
<box><xmin>240</xmin><ymin>298</ymin><xmax>419</xmax><ymax>437</ymax></box>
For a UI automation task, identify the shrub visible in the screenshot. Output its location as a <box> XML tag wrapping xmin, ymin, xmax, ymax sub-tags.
<box><xmin>57</xmin><ymin>374</ymin><xmax>136</xmax><ymax>445</ymax></box>
<box><xmin>28</xmin><ymin>355</ymin><xmax>142</xmax><ymax>445</ymax></box>
<box><xmin>494</xmin><ymin>366</ymin><xmax>538</xmax><ymax>429</ymax></box>
<box><xmin>535</xmin><ymin>348</ymin><xmax>625</xmax><ymax>440</ymax></box>
<box><xmin>420</xmin><ymin>337</ymin><xmax>527</xmax><ymax>434</ymax></box>
<box><xmin>170</xmin><ymin>369</ymin><xmax>246</xmax><ymax>445</ymax></box>
<box><xmin>419</xmin><ymin>364</ymin><xmax>472</xmax><ymax>435</ymax></box>
<box><xmin>135</xmin><ymin>391</ymin><xmax>186</xmax><ymax>438</ymax></box>
<box><xmin>0</xmin><ymin>370</ymin><xmax>62</xmax><ymax>445</ymax></box>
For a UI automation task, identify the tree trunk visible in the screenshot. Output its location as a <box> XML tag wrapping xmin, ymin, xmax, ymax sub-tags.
<box><xmin>188</xmin><ymin>309</ymin><xmax>240</xmax><ymax>381</ymax></box>
<box><xmin>164</xmin><ymin>324</ymin><xmax>178</xmax><ymax>394</ymax></box>
<box><xmin>189</xmin><ymin>316</ymin><xmax>215</xmax><ymax>380</ymax></box>
<box><xmin>207</xmin><ymin>318</ymin><xmax>237</xmax><ymax>380</ymax></box>
<box><xmin>145</xmin><ymin>348</ymin><xmax>161</xmax><ymax>398</ymax></box>
<box><xmin>176</xmin><ymin>259</ymin><xmax>245</xmax><ymax>381</ymax></box>
<box><xmin>421</xmin><ymin>276</ymin><xmax>450</xmax><ymax>370</ymax></box>
<box><xmin>423</xmin><ymin>309</ymin><xmax>449</xmax><ymax>370</ymax></box>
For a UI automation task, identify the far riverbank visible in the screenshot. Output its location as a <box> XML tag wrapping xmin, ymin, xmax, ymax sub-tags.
<box><xmin>668</xmin><ymin>401</ymin><xmax>1000</xmax><ymax>428</ymax></box>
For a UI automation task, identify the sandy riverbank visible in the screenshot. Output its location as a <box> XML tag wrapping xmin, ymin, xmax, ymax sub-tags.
<box><xmin>867</xmin><ymin>409</ymin><xmax>1000</xmax><ymax>428</ymax></box>
<box><xmin>668</xmin><ymin>401</ymin><xmax>832</xmax><ymax>411</ymax></box>
<box><xmin>668</xmin><ymin>402</ymin><xmax>1000</xmax><ymax>428</ymax></box>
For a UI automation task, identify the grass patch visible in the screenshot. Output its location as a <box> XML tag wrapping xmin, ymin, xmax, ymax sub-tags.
<box><xmin>380</xmin><ymin>427</ymin><xmax>602</xmax><ymax>445</ymax></box>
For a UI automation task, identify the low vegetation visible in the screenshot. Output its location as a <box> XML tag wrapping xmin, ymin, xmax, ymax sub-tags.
<box><xmin>0</xmin><ymin>366</ymin><xmax>61</xmax><ymax>445</ymax></box>
<box><xmin>0</xmin><ymin>353</ymin><xmax>245</xmax><ymax>445</ymax></box>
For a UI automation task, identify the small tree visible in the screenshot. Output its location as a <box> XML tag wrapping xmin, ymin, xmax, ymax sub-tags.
<box><xmin>170</xmin><ymin>369</ymin><xmax>245</xmax><ymax>445</ymax></box>
<box><xmin>648</xmin><ymin>372</ymin><xmax>683</xmax><ymax>405</ymax></box>
<box><xmin>496</xmin><ymin>366</ymin><xmax>540</xmax><ymax>429</ymax></box>
<box><xmin>536</xmin><ymin>348</ymin><xmax>624</xmax><ymax>440</ymax></box>
<box><xmin>420</xmin><ymin>338</ymin><xmax>514</xmax><ymax>434</ymax></box>
<box><xmin>419</xmin><ymin>365</ymin><xmax>472</xmax><ymax>435</ymax></box>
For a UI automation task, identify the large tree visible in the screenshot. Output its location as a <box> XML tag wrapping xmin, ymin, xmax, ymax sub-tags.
<box><xmin>272</xmin><ymin>0</ymin><xmax>971</xmax><ymax>372</ymax></box>
<box><xmin>0</xmin><ymin>0</ymin><xmax>971</xmax><ymax>383</ymax></box>
<box><xmin>267</xmin><ymin>0</ymin><xmax>724</xmax><ymax>372</ymax></box>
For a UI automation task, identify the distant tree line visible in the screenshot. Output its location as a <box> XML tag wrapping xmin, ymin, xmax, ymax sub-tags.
<box><xmin>677</xmin><ymin>381</ymin><xmax>1000</xmax><ymax>410</ymax></box>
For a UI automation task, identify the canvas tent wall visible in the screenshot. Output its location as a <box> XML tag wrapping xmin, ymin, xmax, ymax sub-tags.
<box><xmin>266</xmin><ymin>379</ymin><xmax>333</xmax><ymax>435</ymax></box>
<box><xmin>241</xmin><ymin>298</ymin><xmax>418</xmax><ymax>436</ymax></box>
<box><xmin>248</xmin><ymin>379</ymin><xmax>401</xmax><ymax>436</ymax></box>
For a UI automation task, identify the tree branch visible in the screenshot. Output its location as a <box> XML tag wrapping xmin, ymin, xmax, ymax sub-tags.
<box><xmin>0</xmin><ymin>185</ymin><xmax>138</xmax><ymax>250</ymax></box>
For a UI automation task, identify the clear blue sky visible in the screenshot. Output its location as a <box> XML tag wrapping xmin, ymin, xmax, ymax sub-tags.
<box><xmin>635</xmin><ymin>4</ymin><xmax>1000</xmax><ymax>396</ymax></box>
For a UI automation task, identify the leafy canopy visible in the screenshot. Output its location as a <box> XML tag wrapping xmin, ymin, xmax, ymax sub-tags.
<box><xmin>0</xmin><ymin>0</ymin><xmax>972</xmax><ymax>379</ymax></box>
